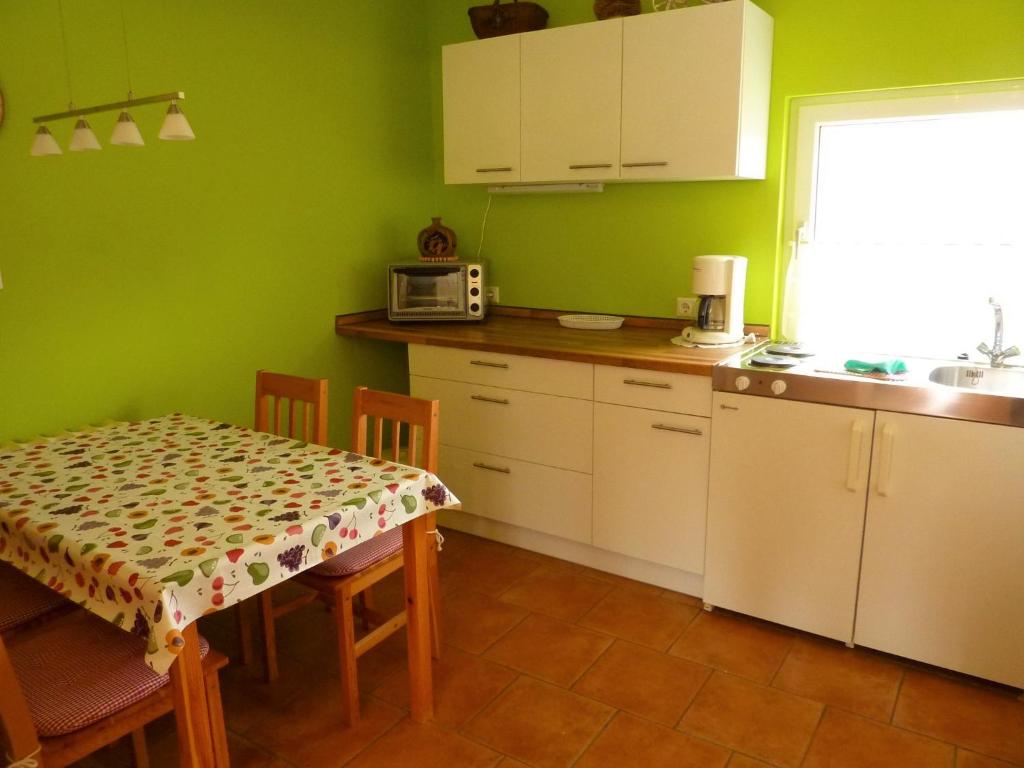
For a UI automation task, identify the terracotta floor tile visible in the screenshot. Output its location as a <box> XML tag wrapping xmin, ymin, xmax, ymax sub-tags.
<box><xmin>218</xmin><ymin>652</ymin><xmax>315</xmax><ymax>734</ymax></box>
<box><xmin>662</xmin><ymin>589</ymin><xmax>704</xmax><ymax>608</ymax></box>
<box><xmin>465</xmin><ymin>676</ymin><xmax>615</xmax><ymax>768</ymax></box>
<box><xmin>772</xmin><ymin>638</ymin><xmax>903</xmax><ymax>721</ymax></box>
<box><xmin>484</xmin><ymin>613</ymin><xmax>612</xmax><ymax>687</ymax></box>
<box><xmin>246</xmin><ymin>692</ymin><xmax>404</xmax><ymax>768</ymax></box>
<box><xmin>579</xmin><ymin>586</ymin><xmax>700</xmax><ymax>651</ymax></box>
<box><xmin>372</xmin><ymin>644</ymin><xmax>516</xmax><ymax>728</ymax></box>
<box><xmin>727</xmin><ymin>755</ymin><xmax>775</xmax><ymax>767</ymax></box>
<box><xmin>575</xmin><ymin>566</ymin><xmax>666</xmax><ymax>597</ymax></box>
<box><xmin>572</xmin><ymin>639</ymin><xmax>711</xmax><ymax>726</ymax></box>
<box><xmin>498</xmin><ymin>568</ymin><xmax>614</xmax><ymax>622</ymax></box>
<box><xmin>894</xmin><ymin>670</ymin><xmax>1024</xmax><ymax>764</ymax></box>
<box><xmin>496</xmin><ymin>759</ymin><xmax>532</xmax><ymax>768</ymax></box>
<box><xmin>679</xmin><ymin>672</ymin><xmax>822</xmax><ymax>768</ymax></box>
<box><xmin>441</xmin><ymin>587</ymin><xmax>529</xmax><ymax>654</ymax></box>
<box><xmin>442</xmin><ymin>546</ymin><xmax>541</xmax><ymax>597</ymax></box>
<box><xmin>803</xmin><ymin>708</ymin><xmax>954</xmax><ymax>768</ymax></box>
<box><xmin>576</xmin><ymin>711</ymin><xmax>729</xmax><ymax>768</ymax></box>
<box><xmin>346</xmin><ymin>719</ymin><xmax>501</xmax><ymax>768</ymax></box>
<box><xmin>669</xmin><ymin>611</ymin><xmax>793</xmax><ymax>684</ymax></box>
<box><xmin>957</xmin><ymin>749</ymin><xmax>1020</xmax><ymax>767</ymax></box>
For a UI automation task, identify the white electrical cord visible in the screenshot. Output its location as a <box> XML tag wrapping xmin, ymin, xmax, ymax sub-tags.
<box><xmin>475</xmin><ymin>194</ymin><xmax>493</xmax><ymax>261</ymax></box>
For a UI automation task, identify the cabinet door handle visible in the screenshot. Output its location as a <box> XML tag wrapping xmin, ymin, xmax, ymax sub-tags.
<box><xmin>652</xmin><ymin>424</ymin><xmax>703</xmax><ymax>436</ymax></box>
<box><xmin>845</xmin><ymin>421</ymin><xmax>864</xmax><ymax>492</ymax></box>
<box><xmin>622</xmin><ymin>161</ymin><xmax>669</xmax><ymax>168</ymax></box>
<box><xmin>475</xmin><ymin>167</ymin><xmax>513</xmax><ymax>173</ymax></box>
<box><xmin>623</xmin><ymin>378</ymin><xmax>672</xmax><ymax>389</ymax></box>
<box><xmin>470</xmin><ymin>360</ymin><xmax>509</xmax><ymax>369</ymax></box>
<box><xmin>719</xmin><ymin>403</ymin><xmax>739</xmax><ymax>411</ymax></box>
<box><xmin>568</xmin><ymin>163</ymin><xmax>613</xmax><ymax>170</ymax></box>
<box><xmin>471</xmin><ymin>394</ymin><xmax>510</xmax><ymax>405</ymax></box>
<box><xmin>877</xmin><ymin>423</ymin><xmax>895</xmax><ymax>496</ymax></box>
<box><xmin>473</xmin><ymin>462</ymin><xmax>511</xmax><ymax>474</ymax></box>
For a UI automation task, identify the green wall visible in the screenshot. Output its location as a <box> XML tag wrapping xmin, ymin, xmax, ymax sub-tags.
<box><xmin>425</xmin><ymin>0</ymin><xmax>1024</xmax><ymax>323</ymax></box>
<box><xmin>0</xmin><ymin>0</ymin><xmax>432</xmax><ymax>445</ymax></box>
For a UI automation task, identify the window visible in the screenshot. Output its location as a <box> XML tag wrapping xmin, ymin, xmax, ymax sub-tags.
<box><xmin>781</xmin><ymin>82</ymin><xmax>1024</xmax><ymax>359</ymax></box>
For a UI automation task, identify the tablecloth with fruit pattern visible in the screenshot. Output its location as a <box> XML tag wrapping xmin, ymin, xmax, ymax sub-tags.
<box><xmin>0</xmin><ymin>414</ymin><xmax>458</xmax><ymax>673</ymax></box>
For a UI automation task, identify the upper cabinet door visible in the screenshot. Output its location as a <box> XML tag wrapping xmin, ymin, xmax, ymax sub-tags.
<box><xmin>521</xmin><ymin>19</ymin><xmax>622</xmax><ymax>183</ymax></box>
<box><xmin>443</xmin><ymin>35</ymin><xmax>521</xmax><ymax>185</ymax></box>
<box><xmin>621</xmin><ymin>1</ymin><xmax>773</xmax><ymax>181</ymax></box>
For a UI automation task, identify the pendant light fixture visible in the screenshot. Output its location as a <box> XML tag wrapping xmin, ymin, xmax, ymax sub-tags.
<box><xmin>30</xmin><ymin>0</ymin><xmax>195</xmax><ymax>156</ymax></box>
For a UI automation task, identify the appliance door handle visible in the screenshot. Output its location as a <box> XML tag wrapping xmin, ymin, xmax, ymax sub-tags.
<box><xmin>473</xmin><ymin>462</ymin><xmax>511</xmax><ymax>474</ymax></box>
<box><xmin>652</xmin><ymin>424</ymin><xmax>703</xmax><ymax>436</ymax></box>
<box><xmin>471</xmin><ymin>394</ymin><xmax>510</xmax><ymax>405</ymax></box>
<box><xmin>475</xmin><ymin>167</ymin><xmax>513</xmax><ymax>173</ymax></box>
<box><xmin>719</xmin><ymin>403</ymin><xmax>739</xmax><ymax>411</ymax></box>
<box><xmin>470</xmin><ymin>360</ymin><xmax>509</xmax><ymax>369</ymax></box>
<box><xmin>877</xmin><ymin>423</ymin><xmax>896</xmax><ymax>496</ymax></box>
<box><xmin>622</xmin><ymin>161</ymin><xmax>669</xmax><ymax>168</ymax></box>
<box><xmin>568</xmin><ymin>163</ymin><xmax>613</xmax><ymax>170</ymax></box>
<box><xmin>623</xmin><ymin>379</ymin><xmax>672</xmax><ymax>389</ymax></box>
<box><xmin>845</xmin><ymin>421</ymin><xmax>864</xmax><ymax>492</ymax></box>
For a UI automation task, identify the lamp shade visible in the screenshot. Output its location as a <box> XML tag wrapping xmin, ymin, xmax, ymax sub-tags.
<box><xmin>30</xmin><ymin>125</ymin><xmax>63</xmax><ymax>156</ymax></box>
<box><xmin>69</xmin><ymin>118</ymin><xmax>102</xmax><ymax>151</ymax></box>
<box><xmin>110</xmin><ymin>110</ymin><xmax>145</xmax><ymax>146</ymax></box>
<box><xmin>158</xmin><ymin>102</ymin><xmax>194</xmax><ymax>141</ymax></box>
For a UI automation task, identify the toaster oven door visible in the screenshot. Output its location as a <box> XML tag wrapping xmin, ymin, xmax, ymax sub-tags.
<box><xmin>390</xmin><ymin>266</ymin><xmax>468</xmax><ymax>320</ymax></box>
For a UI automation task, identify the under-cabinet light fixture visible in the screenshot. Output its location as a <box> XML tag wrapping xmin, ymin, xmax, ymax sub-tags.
<box><xmin>487</xmin><ymin>183</ymin><xmax>605</xmax><ymax>195</ymax></box>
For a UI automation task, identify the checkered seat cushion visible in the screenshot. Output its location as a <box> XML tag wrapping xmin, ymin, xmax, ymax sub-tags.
<box><xmin>0</xmin><ymin>562</ymin><xmax>70</xmax><ymax>633</ymax></box>
<box><xmin>9</xmin><ymin>612</ymin><xmax>210</xmax><ymax>737</ymax></box>
<box><xmin>311</xmin><ymin>527</ymin><xmax>404</xmax><ymax>577</ymax></box>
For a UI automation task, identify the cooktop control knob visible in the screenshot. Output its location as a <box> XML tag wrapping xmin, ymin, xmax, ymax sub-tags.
<box><xmin>735</xmin><ymin>375</ymin><xmax>750</xmax><ymax>391</ymax></box>
<box><xmin>771</xmin><ymin>379</ymin><xmax>788</xmax><ymax>395</ymax></box>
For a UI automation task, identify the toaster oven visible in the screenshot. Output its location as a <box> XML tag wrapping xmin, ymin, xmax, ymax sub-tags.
<box><xmin>388</xmin><ymin>263</ymin><xmax>485</xmax><ymax>321</ymax></box>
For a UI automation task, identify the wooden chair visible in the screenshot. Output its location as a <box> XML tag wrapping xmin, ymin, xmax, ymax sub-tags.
<box><xmin>235</xmin><ymin>370</ymin><xmax>330</xmax><ymax>666</ymax></box>
<box><xmin>0</xmin><ymin>609</ymin><xmax>229</xmax><ymax>768</ymax></box>
<box><xmin>258</xmin><ymin>386</ymin><xmax>442</xmax><ymax>726</ymax></box>
<box><xmin>0</xmin><ymin>562</ymin><xmax>74</xmax><ymax>637</ymax></box>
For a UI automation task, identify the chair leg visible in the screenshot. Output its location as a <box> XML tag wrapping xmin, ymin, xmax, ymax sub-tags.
<box><xmin>130</xmin><ymin>727</ymin><xmax>150</xmax><ymax>768</ymax></box>
<box><xmin>236</xmin><ymin>600</ymin><xmax>255</xmax><ymax>666</ymax></box>
<box><xmin>259</xmin><ymin>590</ymin><xmax>279</xmax><ymax>683</ymax></box>
<box><xmin>333</xmin><ymin>585</ymin><xmax>361</xmax><ymax>727</ymax></box>
<box><xmin>204</xmin><ymin>667</ymin><xmax>231</xmax><ymax>768</ymax></box>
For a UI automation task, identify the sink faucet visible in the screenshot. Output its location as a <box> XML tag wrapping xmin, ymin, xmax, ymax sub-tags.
<box><xmin>977</xmin><ymin>298</ymin><xmax>1020</xmax><ymax>367</ymax></box>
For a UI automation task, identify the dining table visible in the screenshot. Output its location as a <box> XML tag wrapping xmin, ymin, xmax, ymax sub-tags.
<box><xmin>0</xmin><ymin>413</ymin><xmax>459</xmax><ymax>767</ymax></box>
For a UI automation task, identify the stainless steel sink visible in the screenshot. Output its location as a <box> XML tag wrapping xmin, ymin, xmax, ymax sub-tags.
<box><xmin>928</xmin><ymin>365</ymin><xmax>1024</xmax><ymax>396</ymax></box>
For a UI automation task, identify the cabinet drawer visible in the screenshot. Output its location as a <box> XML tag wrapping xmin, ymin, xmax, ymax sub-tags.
<box><xmin>409</xmin><ymin>344</ymin><xmax>593</xmax><ymax>399</ymax></box>
<box><xmin>593</xmin><ymin>403</ymin><xmax>709</xmax><ymax>572</ymax></box>
<box><xmin>410</xmin><ymin>375</ymin><xmax>593</xmax><ymax>473</ymax></box>
<box><xmin>594</xmin><ymin>364</ymin><xmax>711</xmax><ymax>416</ymax></box>
<box><xmin>439</xmin><ymin>446</ymin><xmax>592</xmax><ymax>545</ymax></box>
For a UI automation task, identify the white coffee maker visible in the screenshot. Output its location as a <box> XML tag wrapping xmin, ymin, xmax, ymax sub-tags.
<box><xmin>673</xmin><ymin>255</ymin><xmax>748</xmax><ymax>347</ymax></box>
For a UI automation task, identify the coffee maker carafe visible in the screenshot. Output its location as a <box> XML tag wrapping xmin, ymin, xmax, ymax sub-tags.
<box><xmin>674</xmin><ymin>255</ymin><xmax>748</xmax><ymax>347</ymax></box>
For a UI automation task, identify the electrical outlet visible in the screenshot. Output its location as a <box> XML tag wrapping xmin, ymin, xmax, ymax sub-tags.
<box><xmin>676</xmin><ymin>297</ymin><xmax>698</xmax><ymax>319</ymax></box>
<box><xmin>486</xmin><ymin>286</ymin><xmax>500</xmax><ymax>304</ymax></box>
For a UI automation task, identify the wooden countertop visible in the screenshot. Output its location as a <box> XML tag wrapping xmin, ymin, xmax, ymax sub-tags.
<box><xmin>335</xmin><ymin>309</ymin><xmax>766</xmax><ymax>376</ymax></box>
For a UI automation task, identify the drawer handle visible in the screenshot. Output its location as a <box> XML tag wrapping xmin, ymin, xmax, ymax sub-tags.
<box><xmin>622</xmin><ymin>161</ymin><xmax>669</xmax><ymax>168</ymax></box>
<box><xmin>473</xmin><ymin>462</ymin><xmax>511</xmax><ymax>474</ymax></box>
<box><xmin>470</xmin><ymin>360</ymin><xmax>509</xmax><ymax>369</ymax></box>
<box><xmin>568</xmin><ymin>163</ymin><xmax>613</xmax><ymax>170</ymax></box>
<box><xmin>623</xmin><ymin>378</ymin><xmax>672</xmax><ymax>390</ymax></box>
<box><xmin>719</xmin><ymin>404</ymin><xmax>739</xmax><ymax>411</ymax></box>
<box><xmin>471</xmin><ymin>394</ymin><xmax>510</xmax><ymax>405</ymax></box>
<box><xmin>475</xmin><ymin>167</ymin><xmax>513</xmax><ymax>173</ymax></box>
<box><xmin>652</xmin><ymin>424</ymin><xmax>703</xmax><ymax>436</ymax></box>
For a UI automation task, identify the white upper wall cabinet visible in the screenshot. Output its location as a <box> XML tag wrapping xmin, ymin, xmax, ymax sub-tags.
<box><xmin>441</xmin><ymin>0</ymin><xmax>773</xmax><ymax>185</ymax></box>
<box><xmin>521</xmin><ymin>19</ymin><xmax>623</xmax><ymax>183</ymax></box>
<box><xmin>621</xmin><ymin>0</ymin><xmax>773</xmax><ymax>180</ymax></box>
<box><xmin>442</xmin><ymin>35</ymin><xmax>521</xmax><ymax>184</ymax></box>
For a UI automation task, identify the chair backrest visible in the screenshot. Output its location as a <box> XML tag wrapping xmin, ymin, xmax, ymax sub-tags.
<box><xmin>352</xmin><ymin>386</ymin><xmax>439</xmax><ymax>473</ymax></box>
<box><xmin>255</xmin><ymin>371</ymin><xmax>328</xmax><ymax>445</ymax></box>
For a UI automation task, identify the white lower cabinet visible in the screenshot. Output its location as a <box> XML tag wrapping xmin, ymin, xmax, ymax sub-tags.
<box><xmin>593</xmin><ymin>403</ymin><xmax>710</xmax><ymax>572</ymax></box>
<box><xmin>855</xmin><ymin>412</ymin><xmax>1024</xmax><ymax>688</ymax></box>
<box><xmin>438</xmin><ymin>446</ymin><xmax>592</xmax><ymax>544</ymax></box>
<box><xmin>704</xmin><ymin>393</ymin><xmax>874</xmax><ymax>643</ymax></box>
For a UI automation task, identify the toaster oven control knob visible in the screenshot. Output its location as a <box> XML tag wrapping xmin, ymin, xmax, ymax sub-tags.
<box><xmin>734</xmin><ymin>375</ymin><xmax>750</xmax><ymax>392</ymax></box>
<box><xmin>470</xmin><ymin>302</ymin><xmax>481</xmax><ymax>313</ymax></box>
<box><xmin>771</xmin><ymin>379</ymin><xmax>788</xmax><ymax>395</ymax></box>
<box><xmin>469</xmin><ymin>268</ymin><xmax>480</xmax><ymax>279</ymax></box>
<box><xmin>470</xmin><ymin>287</ymin><xmax>480</xmax><ymax>297</ymax></box>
